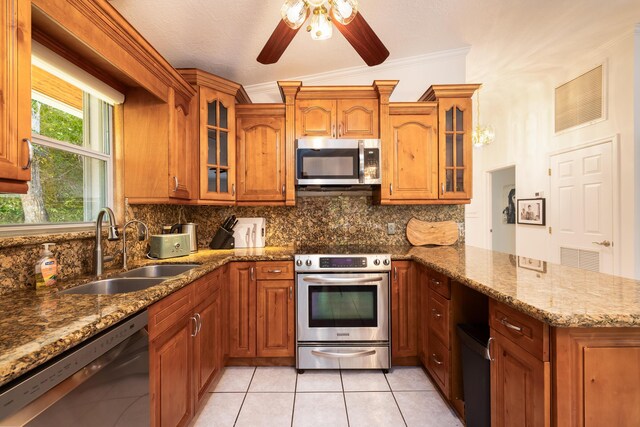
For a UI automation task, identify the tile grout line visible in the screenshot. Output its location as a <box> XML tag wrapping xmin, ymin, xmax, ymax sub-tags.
<box><xmin>340</xmin><ymin>369</ymin><xmax>351</xmax><ymax>427</ymax></box>
<box><xmin>233</xmin><ymin>366</ymin><xmax>257</xmax><ymax>427</ymax></box>
<box><xmin>384</xmin><ymin>369</ymin><xmax>409</xmax><ymax>427</ymax></box>
<box><xmin>291</xmin><ymin>368</ymin><xmax>299</xmax><ymax>427</ymax></box>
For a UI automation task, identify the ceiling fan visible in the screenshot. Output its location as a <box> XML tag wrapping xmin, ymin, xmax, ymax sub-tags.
<box><xmin>257</xmin><ymin>0</ymin><xmax>389</xmax><ymax>67</ymax></box>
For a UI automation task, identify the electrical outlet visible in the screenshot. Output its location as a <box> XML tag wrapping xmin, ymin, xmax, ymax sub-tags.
<box><xmin>387</xmin><ymin>223</ymin><xmax>396</xmax><ymax>235</ymax></box>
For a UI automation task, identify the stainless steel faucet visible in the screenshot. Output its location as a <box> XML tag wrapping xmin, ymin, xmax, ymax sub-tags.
<box><xmin>122</xmin><ymin>219</ymin><xmax>149</xmax><ymax>271</ymax></box>
<box><xmin>94</xmin><ymin>207</ymin><xmax>120</xmax><ymax>277</ymax></box>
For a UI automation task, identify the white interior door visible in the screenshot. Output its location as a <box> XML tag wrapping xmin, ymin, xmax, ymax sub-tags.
<box><xmin>550</xmin><ymin>141</ymin><xmax>614</xmax><ymax>273</ymax></box>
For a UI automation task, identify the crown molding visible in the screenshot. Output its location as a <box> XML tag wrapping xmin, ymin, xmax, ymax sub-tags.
<box><xmin>245</xmin><ymin>46</ymin><xmax>470</xmax><ymax>97</ymax></box>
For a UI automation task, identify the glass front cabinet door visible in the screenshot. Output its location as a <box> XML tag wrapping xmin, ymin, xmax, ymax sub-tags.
<box><xmin>439</xmin><ymin>98</ymin><xmax>472</xmax><ymax>200</ymax></box>
<box><xmin>200</xmin><ymin>87</ymin><xmax>236</xmax><ymax>202</ymax></box>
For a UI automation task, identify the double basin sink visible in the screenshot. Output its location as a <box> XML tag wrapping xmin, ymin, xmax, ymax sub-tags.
<box><xmin>59</xmin><ymin>264</ymin><xmax>200</xmax><ymax>295</ymax></box>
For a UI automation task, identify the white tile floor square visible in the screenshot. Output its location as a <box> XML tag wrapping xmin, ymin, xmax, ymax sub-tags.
<box><xmin>191</xmin><ymin>366</ymin><xmax>462</xmax><ymax>427</ymax></box>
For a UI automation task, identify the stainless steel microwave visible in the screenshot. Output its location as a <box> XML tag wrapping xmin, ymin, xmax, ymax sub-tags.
<box><xmin>295</xmin><ymin>139</ymin><xmax>381</xmax><ymax>186</ymax></box>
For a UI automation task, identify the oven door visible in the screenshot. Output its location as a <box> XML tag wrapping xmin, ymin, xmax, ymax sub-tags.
<box><xmin>297</xmin><ymin>273</ymin><xmax>389</xmax><ymax>342</ymax></box>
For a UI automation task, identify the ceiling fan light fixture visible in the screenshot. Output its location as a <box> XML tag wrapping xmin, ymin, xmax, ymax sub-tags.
<box><xmin>308</xmin><ymin>6</ymin><xmax>332</xmax><ymax>40</ymax></box>
<box><xmin>306</xmin><ymin>0</ymin><xmax>325</xmax><ymax>7</ymax></box>
<box><xmin>331</xmin><ymin>0</ymin><xmax>358</xmax><ymax>25</ymax></box>
<box><xmin>281</xmin><ymin>0</ymin><xmax>308</xmax><ymax>29</ymax></box>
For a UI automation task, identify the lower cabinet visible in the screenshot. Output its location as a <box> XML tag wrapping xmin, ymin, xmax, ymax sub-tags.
<box><xmin>229</xmin><ymin>261</ymin><xmax>295</xmax><ymax>360</ymax></box>
<box><xmin>391</xmin><ymin>261</ymin><xmax>418</xmax><ymax>363</ymax></box>
<box><xmin>149</xmin><ymin>268</ymin><xmax>224</xmax><ymax>427</ymax></box>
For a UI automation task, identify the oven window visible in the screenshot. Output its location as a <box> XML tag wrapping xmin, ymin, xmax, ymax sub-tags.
<box><xmin>309</xmin><ymin>285</ymin><xmax>378</xmax><ymax>327</ymax></box>
<box><xmin>297</xmin><ymin>149</ymin><xmax>358</xmax><ymax>179</ymax></box>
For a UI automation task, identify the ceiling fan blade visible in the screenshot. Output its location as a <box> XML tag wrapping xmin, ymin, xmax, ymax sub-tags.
<box><xmin>257</xmin><ymin>18</ymin><xmax>306</xmax><ymax>64</ymax></box>
<box><xmin>331</xmin><ymin>11</ymin><xmax>389</xmax><ymax>66</ymax></box>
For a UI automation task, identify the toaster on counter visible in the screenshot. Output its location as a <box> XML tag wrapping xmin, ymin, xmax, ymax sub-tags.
<box><xmin>149</xmin><ymin>233</ymin><xmax>190</xmax><ymax>259</ymax></box>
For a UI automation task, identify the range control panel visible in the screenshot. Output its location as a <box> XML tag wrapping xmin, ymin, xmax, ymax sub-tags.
<box><xmin>294</xmin><ymin>254</ymin><xmax>391</xmax><ymax>272</ymax></box>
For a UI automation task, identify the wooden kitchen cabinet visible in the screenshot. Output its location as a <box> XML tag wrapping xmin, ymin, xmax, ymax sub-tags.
<box><xmin>229</xmin><ymin>261</ymin><xmax>295</xmax><ymax>360</ymax></box>
<box><xmin>168</xmin><ymin>97</ymin><xmax>194</xmax><ymax>200</ymax></box>
<box><xmin>419</xmin><ymin>84</ymin><xmax>480</xmax><ymax>202</ymax></box>
<box><xmin>295</xmin><ymin>98</ymin><xmax>378</xmax><ymax>139</ymax></box>
<box><xmin>229</xmin><ymin>262</ymin><xmax>257</xmax><ymax>358</ymax></box>
<box><xmin>418</xmin><ymin>265</ymin><xmax>430</xmax><ymax>366</ymax></box>
<box><xmin>382</xmin><ymin>104</ymin><xmax>439</xmax><ymax>203</ymax></box>
<box><xmin>490</xmin><ymin>329</ymin><xmax>550</xmax><ymax>427</ymax></box>
<box><xmin>236</xmin><ymin>105</ymin><xmax>286</xmax><ymax>204</ymax></box>
<box><xmin>257</xmin><ymin>279</ymin><xmax>295</xmax><ymax>357</ymax></box>
<box><xmin>391</xmin><ymin>261</ymin><xmax>419</xmax><ymax>363</ymax></box>
<box><xmin>0</xmin><ymin>0</ymin><xmax>31</xmax><ymax>193</ymax></box>
<box><xmin>178</xmin><ymin>69</ymin><xmax>251</xmax><ymax>204</ymax></box>
<box><xmin>149</xmin><ymin>269</ymin><xmax>224</xmax><ymax>427</ymax></box>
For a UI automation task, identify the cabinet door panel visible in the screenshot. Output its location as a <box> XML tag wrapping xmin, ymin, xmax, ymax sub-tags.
<box><xmin>200</xmin><ymin>87</ymin><xmax>235</xmax><ymax>201</ymax></box>
<box><xmin>229</xmin><ymin>262</ymin><xmax>256</xmax><ymax>357</ymax></box>
<box><xmin>428</xmin><ymin>289</ymin><xmax>450</xmax><ymax>349</ymax></box>
<box><xmin>194</xmin><ymin>289</ymin><xmax>222</xmax><ymax>402</ymax></box>
<box><xmin>439</xmin><ymin>98</ymin><xmax>472</xmax><ymax>199</ymax></box>
<box><xmin>236</xmin><ymin>115</ymin><xmax>285</xmax><ymax>202</ymax></box>
<box><xmin>150</xmin><ymin>319</ymin><xmax>193</xmax><ymax>427</ymax></box>
<box><xmin>388</xmin><ymin>114</ymin><xmax>438</xmax><ymax>201</ymax></box>
<box><xmin>418</xmin><ymin>266</ymin><xmax>430</xmax><ymax>366</ymax></box>
<box><xmin>0</xmin><ymin>0</ymin><xmax>31</xmax><ymax>189</ymax></box>
<box><xmin>337</xmin><ymin>99</ymin><xmax>378</xmax><ymax>138</ymax></box>
<box><xmin>169</xmin><ymin>99</ymin><xmax>192</xmax><ymax>199</ymax></box>
<box><xmin>257</xmin><ymin>280</ymin><xmax>294</xmax><ymax>357</ymax></box>
<box><xmin>296</xmin><ymin>99</ymin><xmax>336</xmax><ymax>138</ymax></box>
<box><xmin>491</xmin><ymin>329</ymin><xmax>550</xmax><ymax>427</ymax></box>
<box><xmin>391</xmin><ymin>261</ymin><xmax>418</xmax><ymax>360</ymax></box>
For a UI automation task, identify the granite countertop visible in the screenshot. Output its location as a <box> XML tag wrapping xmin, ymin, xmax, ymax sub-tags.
<box><xmin>2</xmin><ymin>244</ymin><xmax>640</xmax><ymax>388</ymax></box>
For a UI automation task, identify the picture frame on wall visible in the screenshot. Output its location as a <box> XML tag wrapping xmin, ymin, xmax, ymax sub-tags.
<box><xmin>517</xmin><ymin>198</ymin><xmax>546</xmax><ymax>226</ymax></box>
<box><xmin>517</xmin><ymin>256</ymin><xmax>547</xmax><ymax>273</ymax></box>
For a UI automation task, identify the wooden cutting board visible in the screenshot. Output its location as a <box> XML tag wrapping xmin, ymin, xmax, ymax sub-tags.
<box><xmin>406</xmin><ymin>218</ymin><xmax>459</xmax><ymax>246</ymax></box>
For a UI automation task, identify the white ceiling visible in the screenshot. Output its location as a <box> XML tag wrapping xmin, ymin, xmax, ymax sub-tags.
<box><xmin>109</xmin><ymin>0</ymin><xmax>640</xmax><ymax>87</ymax></box>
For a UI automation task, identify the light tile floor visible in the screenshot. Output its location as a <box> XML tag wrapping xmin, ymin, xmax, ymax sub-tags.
<box><xmin>191</xmin><ymin>366</ymin><xmax>463</xmax><ymax>427</ymax></box>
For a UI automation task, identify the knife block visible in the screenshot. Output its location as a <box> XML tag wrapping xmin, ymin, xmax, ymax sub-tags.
<box><xmin>209</xmin><ymin>227</ymin><xmax>235</xmax><ymax>249</ymax></box>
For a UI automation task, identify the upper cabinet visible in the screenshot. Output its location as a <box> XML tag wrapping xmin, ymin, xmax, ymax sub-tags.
<box><xmin>179</xmin><ymin>69</ymin><xmax>251</xmax><ymax>205</ymax></box>
<box><xmin>236</xmin><ymin>105</ymin><xmax>286</xmax><ymax>204</ymax></box>
<box><xmin>381</xmin><ymin>103</ymin><xmax>439</xmax><ymax>203</ymax></box>
<box><xmin>420</xmin><ymin>85</ymin><xmax>480</xmax><ymax>201</ymax></box>
<box><xmin>168</xmin><ymin>91</ymin><xmax>195</xmax><ymax>200</ymax></box>
<box><xmin>294</xmin><ymin>87</ymin><xmax>379</xmax><ymax>139</ymax></box>
<box><xmin>0</xmin><ymin>0</ymin><xmax>31</xmax><ymax>193</ymax></box>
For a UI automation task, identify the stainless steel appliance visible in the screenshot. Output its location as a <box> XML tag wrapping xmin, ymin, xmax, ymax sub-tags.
<box><xmin>295</xmin><ymin>250</ymin><xmax>391</xmax><ymax>372</ymax></box>
<box><xmin>295</xmin><ymin>138</ymin><xmax>381</xmax><ymax>186</ymax></box>
<box><xmin>170</xmin><ymin>222</ymin><xmax>198</xmax><ymax>252</ymax></box>
<box><xmin>0</xmin><ymin>312</ymin><xmax>148</xmax><ymax>426</ymax></box>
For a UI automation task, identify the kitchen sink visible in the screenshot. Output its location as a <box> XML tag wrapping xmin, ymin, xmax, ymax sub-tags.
<box><xmin>59</xmin><ymin>277</ymin><xmax>167</xmax><ymax>295</ymax></box>
<box><xmin>116</xmin><ymin>264</ymin><xmax>200</xmax><ymax>278</ymax></box>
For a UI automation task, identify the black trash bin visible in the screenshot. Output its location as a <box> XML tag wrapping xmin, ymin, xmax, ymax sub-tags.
<box><xmin>457</xmin><ymin>324</ymin><xmax>490</xmax><ymax>427</ymax></box>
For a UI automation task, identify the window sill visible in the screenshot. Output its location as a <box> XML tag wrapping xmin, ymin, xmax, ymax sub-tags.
<box><xmin>0</xmin><ymin>223</ymin><xmax>97</xmax><ymax>249</ymax></box>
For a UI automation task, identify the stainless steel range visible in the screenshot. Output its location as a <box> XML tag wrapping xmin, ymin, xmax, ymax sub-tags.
<box><xmin>295</xmin><ymin>250</ymin><xmax>391</xmax><ymax>372</ymax></box>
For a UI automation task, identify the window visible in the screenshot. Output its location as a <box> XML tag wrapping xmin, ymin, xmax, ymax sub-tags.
<box><xmin>0</xmin><ymin>57</ymin><xmax>118</xmax><ymax>231</ymax></box>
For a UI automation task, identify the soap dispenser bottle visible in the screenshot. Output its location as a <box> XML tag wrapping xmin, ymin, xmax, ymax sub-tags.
<box><xmin>35</xmin><ymin>243</ymin><xmax>58</xmax><ymax>288</ymax></box>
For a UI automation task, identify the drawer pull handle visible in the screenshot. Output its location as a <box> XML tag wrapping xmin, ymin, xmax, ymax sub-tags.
<box><xmin>267</xmin><ymin>269</ymin><xmax>282</xmax><ymax>274</ymax></box>
<box><xmin>194</xmin><ymin>313</ymin><xmax>202</xmax><ymax>336</ymax></box>
<box><xmin>173</xmin><ymin>176</ymin><xmax>179</xmax><ymax>192</ymax></box>
<box><xmin>487</xmin><ymin>337</ymin><xmax>494</xmax><ymax>362</ymax></box>
<box><xmin>500</xmin><ymin>318</ymin><xmax>523</xmax><ymax>333</ymax></box>
<box><xmin>430</xmin><ymin>278</ymin><xmax>441</xmax><ymax>286</ymax></box>
<box><xmin>312</xmin><ymin>349</ymin><xmax>376</xmax><ymax>359</ymax></box>
<box><xmin>431</xmin><ymin>308</ymin><xmax>442</xmax><ymax>319</ymax></box>
<box><xmin>431</xmin><ymin>354</ymin><xmax>443</xmax><ymax>365</ymax></box>
<box><xmin>22</xmin><ymin>138</ymin><xmax>33</xmax><ymax>170</ymax></box>
<box><xmin>250</xmin><ymin>267</ymin><xmax>255</xmax><ymax>281</ymax></box>
<box><xmin>190</xmin><ymin>316</ymin><xmax>198</xmax><ymax>337</ymax></box>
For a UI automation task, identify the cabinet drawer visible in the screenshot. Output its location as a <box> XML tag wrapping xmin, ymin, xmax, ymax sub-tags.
<box><xmin>256</xmin><ymin>261</ymin><xmax>294</xmax><ymax>280</ymax></box>
<box><xmin>427</xmin><ymin>334</ymin><xmax>450</xmax><ymax>397</ymax></box>
<box><xmin>148</xmin><ymin>284</ymin><xmax>193</xmax><ymax>339</ymax></box>
<box><xmin>193</xmin><ymin>269</ymin><xmax>221</xmax><ymax>303</ymax></box>
<box><xmin>428</xmin><ymin>270</ymin><xmax>451</xmax><ymax>299</ymax></box>
<box><xmin>428</xmin><ymin>289</ymin><xmax>450</xmax><ymax>349</ymax></box>
<box><xmin>489</xmin><ymin>300</ymin><xmax>549</xmax><ymax>361</ymax></box>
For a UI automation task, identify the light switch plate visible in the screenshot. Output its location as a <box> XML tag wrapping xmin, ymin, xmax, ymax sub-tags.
<box><xmin>387</xmin><ymin>223</ymin><xmax>396</xmax><ymax>235</ymax></box>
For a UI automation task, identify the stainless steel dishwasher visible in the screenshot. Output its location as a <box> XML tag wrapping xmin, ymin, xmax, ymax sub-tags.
<box><xmin>0</xmin><ymin>311</ymin><xmax>149</xmax><ymax>427</ymax></box>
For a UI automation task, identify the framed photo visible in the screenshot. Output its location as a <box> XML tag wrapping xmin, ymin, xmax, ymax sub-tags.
<box><xmin>517</xmin><ymin>256</ymin><xmax>547</xmax><ymax>273</ymax></box>
<box><xmin>517</xmin><ymin>198</ymin><xmax>546</xmax><ymax>225</ymax></box>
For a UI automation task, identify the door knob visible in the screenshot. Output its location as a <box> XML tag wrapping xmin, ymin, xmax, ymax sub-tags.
<box><xmin>592</xmin><ymin>240</ymin><xmax>612</xmax><ymax>247</ymax></box>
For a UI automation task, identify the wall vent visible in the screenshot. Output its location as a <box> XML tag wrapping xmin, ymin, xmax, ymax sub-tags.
<box><xmin>560</xmin><ymin>247</ymin><xmax>600</xmax><ymax>272</ymax></box>
<box><xmin>555</xmin><ymin>65</ymin><xmax>603</xmax><ymax>133</ymax></box>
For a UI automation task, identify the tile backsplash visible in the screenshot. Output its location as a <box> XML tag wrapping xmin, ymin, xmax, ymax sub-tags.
<box><xmin>132</xmin><ymin>196</ymin><xmax>464</xmax><ymax>248</ymax></box>
<box><xmin>0</xmin><ymin>197</ymin><xmax>463</xmax><ymax>292</ymax></box>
